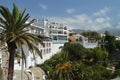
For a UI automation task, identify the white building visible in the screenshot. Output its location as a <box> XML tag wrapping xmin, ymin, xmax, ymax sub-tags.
<box><xmin>22</xmin><ymin>36</ymin><xmax>52</xmax><ymax>68</ymax></box>
<box><xmin>80</xmin><ymin>37</ymin><xmax>98</xmax><ymax>48</ymax></box>
<box><xmin>46</xmin><ymin>19</ymin><xmax>68</xmax><ymax>54</ymax></box>
<box><xmin>115</xmin><ymin>36</ymin><xmax>120</xmax><ymax>40</ymax></box>
<box><xmin>23</xmin><ymin>19</ymin><xmax>69</xmax><ymax>68</ymax></box>
<box><xmin>69</xmin><ymin>32</ymin><xmax>98</xmax><ymax>48</ymax></box>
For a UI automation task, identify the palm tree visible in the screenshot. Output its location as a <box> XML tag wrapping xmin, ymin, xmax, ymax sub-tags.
<box><xmin>41</xmin><ymin>51</ymin><xmax>74</xmax><ymax>80</ymax></box>
<box><xmin>0</xmin><ymin>4</ymin><xmax>44</xmax><ymax>80</ymax></box>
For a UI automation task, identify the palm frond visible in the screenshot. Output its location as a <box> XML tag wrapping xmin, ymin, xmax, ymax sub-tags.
<box><xmin>15</xmin><ymin>40</ymin><xmax>21</xmax><ymax>49</ymax></box>
<box><xmin>0</xmin><ymin>6</ymin><xmax>15</xmax><ymax>31</ymax></box>
<box><xmin>0</xmin><ymin>17</ymin><xmax>6</xmax><ymax>29</ymax></box>
<box><xmin>12</xmin><ymin>3</ymin><xmax>19</xmax><ymax>24</ymax></box>
<box><xmin>19</xmin><ymin>37</ymin><xmax>31</xmax><ymax>49</ymax></box>
<box><xmin>15</xmin><ymin>9</ymin><xmax>26</xmax><ymax>30</ymax></box>
<box><xmin>32</xmin><ymin>44</ymin><xmax>42</xmax><ymax>58</ymax></box>
<box><xmin>25</xmin><ymin>33</ymin><xmax>44</xmax><ymax>46</ymax></box>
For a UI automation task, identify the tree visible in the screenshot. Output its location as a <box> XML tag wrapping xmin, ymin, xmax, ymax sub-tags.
<box><xmin>104</xmin><ymin>34</ymin><xmax>116</xmax><ymax>53</ymax></box>
<box><xmin>85</xmin><ymin>48</ymin><xmax>109</xmax><ymax>66</ymax></box>
<box><xmin>0</xmin><ymin>4</ymin><xmax>43</xmax><ymax>80</ymax></box>
<box><xmin>40</xmin><ymin>42</ymin><xmax>112</xmax><ymax>80</ymax></box>
<box><xmin>63</xmin><ymin>42</ymin><xmax>86</xmax><ymax>61</ymax></box>
<box><xmin>105</xmin><ymin>31</ymin><xmax>110</xmax><ymax>36</ymax></box>
<box><xmin>115</xmin><ymin>40</ymin><xmax>120</xmax><ymax>51</ymax></box>
<box><xmin>40</xmin><ymin>51</ymin><xmax>74</xmax><ymax>80</ymax></box>
<box><xmin>81</xmin><ymin>31</ymin><xmax>101</xmax><ymax>40</ymax></box>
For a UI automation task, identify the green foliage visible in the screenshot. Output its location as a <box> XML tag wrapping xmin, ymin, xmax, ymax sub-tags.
<box><xmin>81</xmin><ymin>31</ymin><xmax>101</xmax><ymax>40</ymax></box>
<box><xmin>63</xmin><ymin>42</ymin><xmax>86</xmax><ymax>61</ymax></box>
<box><xmin>115</xmin><ymin>40</ymin><xmax>120</xmax><ymax>50</ymax></box>
<box><xmin>72</xmin><ymin>62</ymin><xmax>112</xmax><ymax>80</ymax></box>
<box><xmin>82</xmin><ymin>47</ymin><xmax>109</xmax><ymax>67</ymax></box>
<box><xmin>114</xmin><ymin>69</ymin><xmax>120</xmax><ymax>77</ymax></box>
<box><xmin>40</xmin><ymin>51</ymin><xmax>74</xmax><ymax>80</ymax></box>
<box><xmin>89</xmin><ymin>48</ymin><xmax>108</xmax><ymax>61</ymax></box>
<box><xmin>40</xmin><ymin>42</ymin><xmax>112</xmax><ymax>80</ymax></box>
<box><xmin>105</xmin><ymin>31</ymin><xmax>110</xmax><ymax>36</ymax></box>
<box><xmin>105</xmin><ymin>35</ymin><xmax>116</xmax><ymax>53</ymax></box>
<box><xmin>71</xmin><ymin>61</ymin><xmax>85</xmax><ymax>79</ymax></box>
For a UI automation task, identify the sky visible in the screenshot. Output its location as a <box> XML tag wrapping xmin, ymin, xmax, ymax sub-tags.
<box><xmin>0</xmin><ymin>0</ymin><xmax>120</xmax><ymax>31</ymax></box>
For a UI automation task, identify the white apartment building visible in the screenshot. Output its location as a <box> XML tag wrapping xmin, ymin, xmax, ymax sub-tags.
<box><xmin>46</xmin><ymin>19</ymin><xmax>68</xmax><ymax>54</ymax></box>
<box><xmin>22</xmin><ymin>36</ymin><xmax>52</xmax><ymax>68</ymax></box>
<box><xmin>23</xmin><ymin>18</ymin><xmax>69</xmax><ymax>68</ymax></box>
<box><xmin>27</xmin><ymin>19</ymin><xmax>68</xmax><ymax>53</ymax></box>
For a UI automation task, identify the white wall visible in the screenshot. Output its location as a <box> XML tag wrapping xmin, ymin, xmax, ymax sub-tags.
<box><xmin>14</xmin><ymin>41</ymin><xmax>65</xmax><ymax>70</ymax></box>
<box><xmin>82</xmin><ymin>43</ymin><xmax>98</xmax><ymax>48</ymax></box>
<box><xmin>51</xmin><ymin>43</ymin><xmax>64</xmax><ymax>55</ymax></box>
<box><xmin>35</xmin><ymin>43</ymin><xmax>64</xmax><ymax>64</ymax></box>
<box><xmin>22</xmin><ymin>45</ymin><xmax>33</xmax><ymax>68</ymax></box>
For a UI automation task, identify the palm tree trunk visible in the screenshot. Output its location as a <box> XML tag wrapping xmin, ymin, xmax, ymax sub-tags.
<box><xmin>7</xmin><ymin>42</ymin><xmax>16</xmax><ymax>80</ymax></box>
<box><xmin>21</xmin><ymin>47</ymin><xmax>24</xmax><ymax>80</ymax></box>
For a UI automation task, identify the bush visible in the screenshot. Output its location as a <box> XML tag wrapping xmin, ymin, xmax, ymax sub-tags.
<box><xmin>63</xmin><ymin>42</ymin><xmax>86</xmax><ymax>61</ymax></box>
<box><xmin>39</xmin><ymin>42</ymin><xmax>113</xmax><ymax>80</ymax></box>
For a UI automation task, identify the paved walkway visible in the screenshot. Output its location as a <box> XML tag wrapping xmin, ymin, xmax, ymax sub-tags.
<box><xmin>13</xmin><ymin>70</ymin><xmax>28</xmax><ymax>80</ymax></box>
<box><xmin>13</xmin><ymin>67</ymin><xmax>45</xmax><ymax>80</ymax></box>
<box><xmin>30</xmin><ymin>67</ymin><xmax>45</xmax><ymax>80</ymax></box>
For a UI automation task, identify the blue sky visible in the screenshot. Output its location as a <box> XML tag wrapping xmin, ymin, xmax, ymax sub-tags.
<box><xmin>0</xmin><ymin>0</ymin><xmax>120</xmax><ymax>31</ymax></box>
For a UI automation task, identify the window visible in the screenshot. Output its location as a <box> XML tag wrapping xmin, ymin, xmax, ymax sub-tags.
<box><xmin>58</xmin><ymin>31</ymin><xmax>63</xmax><ymax>34</ymax></box>
<box><xmin>64</xmin><ymin>31</ymin><xmax>67</xmax><ymax>34</ymax></box>
<box><xmin>49</xmin><ymin>48</ymin><xmax>51</xmax><ymax>53</ymax></box>
<box><xmin>31</xmin><ymin>27</ymin><xmax>35</xmax><ymax>33</ymax></box>
<box><xmin>53</xmin><ymin>36</ymin><xmax>57</xmax><ymax>40</ymax></box>
<box><xmin>49</xmin><ymin>26</ymin><xmax>52</xmax><ymax>28</ymax></box>
<box><xmin>47</xmin><ymin>49</ymin><xmax>49</xmax><ymax>54</ymax></box>
<box><xmin>64</xmin><ymin>27</ymin><xmax>67</xmax><ymax>30</ymax></box>
<box><xmin>49</xmin><ymin>43</ymin><xmax>51</xmax><ymax>47</ymax></box>
<box><xmin>58</xmin><ymin>36</ymin><xmax>67</xmax><ymax>40</ymax></box>
<box><xmin>47</xmin><ymin>43</ymin><xmax>49</xmax><ymax>47</ymax></box>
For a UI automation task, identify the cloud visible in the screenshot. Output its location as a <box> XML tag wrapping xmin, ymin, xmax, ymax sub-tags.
<box><xmin>39</xmin><ymin>4</ymin><xmax>47</xmax><ymax>10</ymax></box>
<box><xmin>115</xmin><ymin>22</ymin><xmax>120</xmax><ymax>29</ymax></box>
<box><xmin>45</xmin><ymin>8</ymin><xmax>111</xmax><ymax>31</ymax></box>
<box><xmin>93</xmin><ymin>7</ymin><xmax>109</xmax><ymax>16</ymax></box>
<box><xmin>66</xmin><ymin>8</ymin><xmax>75</xmax><ymax>14</ymax></box>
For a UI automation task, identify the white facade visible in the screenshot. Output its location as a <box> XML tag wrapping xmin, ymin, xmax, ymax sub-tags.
<box><xmin>21</xmin><ymin>38</ymin><xmax>53</xmax><ymax>68</ymax></box>
<box><xmin>81</xmin><ymin>37</ymin><xmax>98</xmax><ymax>48</ymax></box>
<box><xmin>74</xmin><ymin>34</ymin><xmax>98</xmax><ymax>48</ymax></box>
<box><xmin>42</xmin><ymin>18</ymin><xmax>68</xmax><ymax>53</ymax></box>
<box><xmin>27</xmin><ymin>19</ymin><xmax>68</xmax><ymax>43</ymax></box>
<box><xmin>115</xmin><ymin>36</ymin><xmax>120</xmax><ymax>40</ymax></box>
<box><xmin>22</xmin><ymin>18</ymin><xmax>69</xmax><ymax>68</ymax></box>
